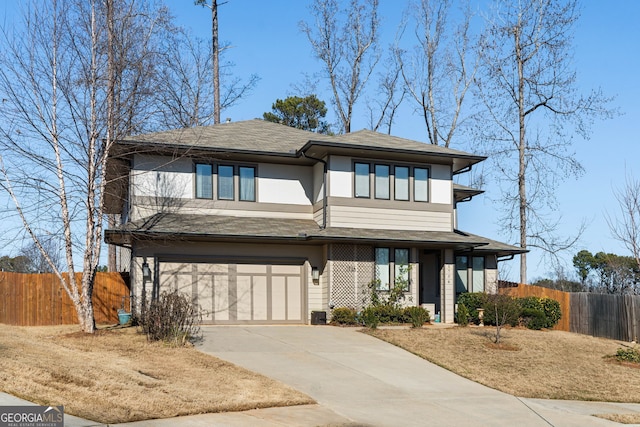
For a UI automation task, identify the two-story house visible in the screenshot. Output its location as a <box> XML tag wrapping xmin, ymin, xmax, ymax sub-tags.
<box><xmin>104</xmin><ymin>120</ymin><xmax>524</xmax><ymax>324</ymax></box>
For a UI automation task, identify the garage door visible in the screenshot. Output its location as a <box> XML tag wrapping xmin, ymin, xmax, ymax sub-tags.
<box><xmin>158</xmin><ymin>261</ymin><xmax>306</xmax><ymax>324</ymax></box>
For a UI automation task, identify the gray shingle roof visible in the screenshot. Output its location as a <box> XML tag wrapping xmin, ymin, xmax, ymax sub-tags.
<box><xmin>118</xmin><ymin>120</ymin><xmax>333</xmax><ymax>155</ymax></box>
<box><xmin>117</xmin><ymin>120</ymin><xmax>484</xmax><ymax>162</ymax></box>
<box><xmin>105</xmin><ymin>213</ymin><xmax>524</xmax><ymax>255</ymax></box>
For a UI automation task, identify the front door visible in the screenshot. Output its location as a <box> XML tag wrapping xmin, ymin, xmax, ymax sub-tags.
<box><xmin>419</xmin><ymin>251</ymin><xmax>440</xmax><ymax>315</ymax></box>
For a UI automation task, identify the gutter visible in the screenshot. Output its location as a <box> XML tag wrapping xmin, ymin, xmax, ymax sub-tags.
<box><xmin>300</xmin><ymin>150</ymin><xmax>327</xmax><ymax>229</ymax></box>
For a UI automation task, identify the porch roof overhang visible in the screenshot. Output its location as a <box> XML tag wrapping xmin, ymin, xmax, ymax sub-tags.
<box><xmin>104</xmin><ymin>213</ymin><xmax>493</xmax><ymax>251</ymax></box>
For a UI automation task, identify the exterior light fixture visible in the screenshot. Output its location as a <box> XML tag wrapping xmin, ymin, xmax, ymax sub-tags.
<box><xmin>142</xmin><ymin>260</ymin><xmax>152</xmax><ymax>281</ymax></box>
<box><xmin>311</xmin><ymin>266</ymin><xmax>320</xmax><ymax>282</ymax></box>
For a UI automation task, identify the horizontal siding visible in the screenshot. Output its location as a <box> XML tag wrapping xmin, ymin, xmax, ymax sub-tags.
<box><xmin>133</xmin><ymin>204</ymin><xmax>314</xmax><ymax>221</ymax></box>
<box><xmin>328</xmin><ymin>205</ymin><xmax>451</xmax><ymax>231</ymax></box>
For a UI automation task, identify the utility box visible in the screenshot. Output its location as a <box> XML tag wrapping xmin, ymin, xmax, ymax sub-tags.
<box><xmin>310</xmin><ymin>311</ymin><xmax>327</xmax><ymax>325</ymax></box>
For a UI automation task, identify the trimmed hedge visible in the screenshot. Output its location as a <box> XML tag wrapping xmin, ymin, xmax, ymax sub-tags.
<box><xmin>456</xmin><ymin>292</ymin><xmax>562</xmax><ymax>330</ymax></box>
<box><xmin>330</xmin><ymin>307</ymin><xmax>358</xmax><ymax>325</ymax></box>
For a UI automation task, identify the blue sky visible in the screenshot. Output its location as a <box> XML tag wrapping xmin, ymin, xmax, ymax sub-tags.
<box><xmin>165</xmin><ymin>0</ymin><xmax>640</xmax><ymax>281</ymax></box>
<box><xmin>1</xmin><ymin>1</ymin><xmax>638</xmax><ymax>281</ymax></box>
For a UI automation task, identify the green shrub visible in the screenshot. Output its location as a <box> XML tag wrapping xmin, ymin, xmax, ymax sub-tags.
<box><xmin>615</xmin><ymin>347</ymin><xmax>640</xmax><ymax>364</ymax></box>
<box><xmin>403</xmin><ymin>306</ymin><xmax>430</xmax><ymax>328</ymax></box>
<box><xmin>521</xmin><ymin>308</ymin><xmax>546</xmax><ymax>330</ymax></box>
<box><xmin>482</xmin><ymin>294</ymin><xmax>520</xmax><ymax>327</ymax></box>
<box><xmin>540</xmin><ymin>297</ymin><xmax>562</xmax><ymax>328</ymax></box>
<box><xmin>517</xmin><ymin>296</ymin><xmax>562</xmax><ymax>329</ymax></box>
<box><xmin>331</xmin><ymin>307</ymin><xmax>358</xmax><ymax>325</ymax></box>
<box><xmin>456</xmin><ymin>292</ymin><xmax>488</xmax><ymax>324</ymax></box>
<box><xmin>360</xmin><ymin>307</ymin><xmax>379</xmax><ymax>329</ymax></box>
<box><xmin>369</xmin><ymin>305</ymin><xmax>404</xmax><ymax>323</ymax></box>
<box><xmin>137</xmin><ymin>290</ymin><xmax>202</xmax><ymax>347</ymax></box>
<box><xmin>456</xmin><ymin>303</ymin><xmax>469</xmax><ymax>327</ymax></box>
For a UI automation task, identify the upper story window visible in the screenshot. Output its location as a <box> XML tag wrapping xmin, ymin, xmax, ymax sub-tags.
<box><xmin>195</xmin><ymin>164</ymin><xmax>213</xmax><ymax>199</ymax></box>
<box><xmin>239</xmin><ymin>166</ymin><xmax>256</xmax><ymax>201</ymax></box>
<box><xmin>353</xmin><ymin>161</ymin><xmax>429</xmax><ymax>202</ymax></box>
<box><xmin>394</xmin><ymin>166</ymin><xmax>409</xmax><ymax>201</ymax></box>
<box><xmin>218</xmin><ymin>165</ymin><xmax>234</xmax><ymax>200</ymax></box>
<box><xmin>354</xmin><ymin>162</ymin><xmax>370</xmax><ymax>198</ymax></box>
<box><xmin>374</xmin><ymin>165</ymin><xmax>390</xmax><ymax>199</ymax></box>
<box><xmin>194</xmin><ymin>162</ymin><xmax>257</xmax><ymax>202</ymax></box>
<box><xmin>414</xmin><ymin>167</ymin><xmax>429</xmax><ymax>202</ymax></box>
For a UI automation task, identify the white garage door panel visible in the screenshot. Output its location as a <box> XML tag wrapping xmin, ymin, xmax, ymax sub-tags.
<box><xmin>158</xmin><ymin>261</ymin><xmax>305</xmax><ymax>324</ymax></box>
<box><xmin>287</xmin><ymin>276</ymin><xmax>302</xmax><ymax>320</ymax></box>
<box><xmin>271</xmin><ymin>277</ymin><xmax>287</xmax><ymax>321</ymax></box>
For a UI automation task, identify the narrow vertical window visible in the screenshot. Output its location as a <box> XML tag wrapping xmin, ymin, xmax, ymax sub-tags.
<box><xmin>414</xmin><ymin>167</ymin><xmax>429</xmax><ymax>202</ymax></box>
<box><xmin>395</xmin><ymin>166</ymin><xmax>409</xmax><ymax>201</ymax></box>
<box><xmin>375</xmin><ymin>248</ymin><xmax>390</xmax><ymax>291</ymax></box>
<box><xmin>195</xmin><ymin>164</ymin><xmax>212</xmax><ymax>199</ymax></box>
<box><xmin>239</xmin><ymin>166</ymin><xmax>256</xmax><ymax>201</ymax></box>
<box><xmin>354</xmin><ymin>162</ymin><xmax>370</xmax><ymax>198</ymax></box>
<box><xmin>375</xmin><ymin>165</ymin><xmax>390</xmax><ymax>199</ymax></box>
<box><xmin>472</xmin><ymin>257</ymin><xmax>485</xmax><ymax>293</ymax></box>
<box><xmin>394</xmin><ymin>248</ymin><xmax>410</xmax><ymax>291</ymax></box>
<box><xmin>455</xmin><ymin>256</ymin><xmax>468</xmax><ymax>293</ymax></box>
<box><xmin>218</xmin><ymin>165</ymin><xmax>234</xmax><ymax>200</ymax></box>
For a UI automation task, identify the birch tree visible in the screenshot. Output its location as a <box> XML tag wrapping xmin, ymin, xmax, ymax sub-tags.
<box><xmin>301</xmin><ymin>0</ymin><xmax>380</xmax><ymax>133</ymax></box>
<box><xmin>0</xmin><ymin>0</ymin><xmax>171</xmax><ymax>332</ymax></box>
<box><xmin>476</xmin><ymin>0</ymin><xmax>613</xmax><ymax>283</ymax></box>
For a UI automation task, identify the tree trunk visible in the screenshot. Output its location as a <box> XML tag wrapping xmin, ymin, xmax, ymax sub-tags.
<box><xmin>212</xmin><ymin>0</ymin><xmax>220</xmax><ymax>124</ymax></box>
<box><xmin>515</xmin><ymin>24</ymin><xmax>527</xmax><ymax>284</ymax></box>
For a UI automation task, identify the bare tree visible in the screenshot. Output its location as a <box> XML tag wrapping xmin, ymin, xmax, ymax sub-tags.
<box><xmin>195</xmin><ymin>0</ymin><xmax>222</xmax><ymax>124</ymax></box>
<box><xmin>368</xmin><ymin>46</ymin><xmax>406</xmax><ymax>134</ymax></box>
<box><xmin>301</xmin><ymin>0</ymin><xmax>380</xmax><ymax>133</ymax></box>
<box><xmin>20</xmin><ymin>237</ymin><xmax>63</xmax><ymax>273</ymax></box>
<box><xmin>156</xmin><ymin>31</ymin><xmax>214</xmax><ymax>128</ymax></box>
<box><xmin>607</xmin><ymin>174</ymin><xmax>640</xmax><ymax>271</ymax></box>
<box><xmin>193</xmin><ymin>0</ymin><xmax>258</xmax><ymax>126</ymax></box>
<box><xmin>398</xmin><ymin>0</ymin><xmax>477</xmax><ymax>147</ymax></box>
<box><xmin>475</xmin><ymin>0</ymin><xmax>614</xmax><ymax>283</ymax></box>
<box><xmin>0</xmin><ymin>0</ymin><xmax>173</xmax><ymax>332</ymax></box>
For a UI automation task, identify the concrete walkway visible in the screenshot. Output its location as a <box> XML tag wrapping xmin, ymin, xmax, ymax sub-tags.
<box><xmin>2</xmin><ymin>325</ymin><xmax>640</xmax><ymax>426</ymax></box>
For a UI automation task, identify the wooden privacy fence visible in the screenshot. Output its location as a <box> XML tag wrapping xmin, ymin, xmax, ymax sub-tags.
<box><xmin>570</xmin><ymin>293</ymin><xmax>639</xmax><ymax>342</ymax></box>
<box><xmin>0</xmin><ymin>272</ymin><xmax>130</xmax><ymax>326</ymax></box>
<box><xmin>499</xmin><ymin>283</ymin><xmax>640</xmax><ymax>341</ymax></box>
<box><xmin>499</xmin><ymin>283</ymin><xmax>571</xmax><ymax>332</ymax></box>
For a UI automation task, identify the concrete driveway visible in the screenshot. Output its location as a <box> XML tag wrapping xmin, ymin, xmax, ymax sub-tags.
<box><xmin>197</xmin><ymin>325</ymin><xmax>640</xmax><ymax>427</ymax></box>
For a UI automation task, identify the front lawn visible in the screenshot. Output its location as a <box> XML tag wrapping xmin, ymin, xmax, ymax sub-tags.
<box><xmin>366</xmin><ymin>326</ymin><xmax>640</xmax><ymax>403</ymax></box>
<box><xmin>0</xmin><ymin>325</ymin><xmax>313</xmax><ymax>424</ymax></box>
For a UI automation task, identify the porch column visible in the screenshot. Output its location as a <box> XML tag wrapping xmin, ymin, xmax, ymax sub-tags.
<box><xmin>442</xmin><ymin>249</ymin><xmax>455</xmax><ymax>323</ymax></box>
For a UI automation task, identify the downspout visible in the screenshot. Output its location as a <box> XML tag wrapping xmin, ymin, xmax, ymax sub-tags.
<box><xmin>301</xmin><ymin>151</ymin><xmax>327</xmax><ymax>229</ymax></box>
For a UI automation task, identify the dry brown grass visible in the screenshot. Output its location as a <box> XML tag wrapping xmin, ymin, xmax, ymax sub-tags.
<box><xmin>594</xmin><ymin>413</ymin><xmax>640</xmax><ymax>424</ymax></box>
<box><xmin>0</xmin><ymin>324</ymin><xmax>313</xmax><ymax>424</ymax></box>
<box><xmin>366</xmin><ymin>326</ymin><xmax>640</xmax><ymax>402</ymax></box>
